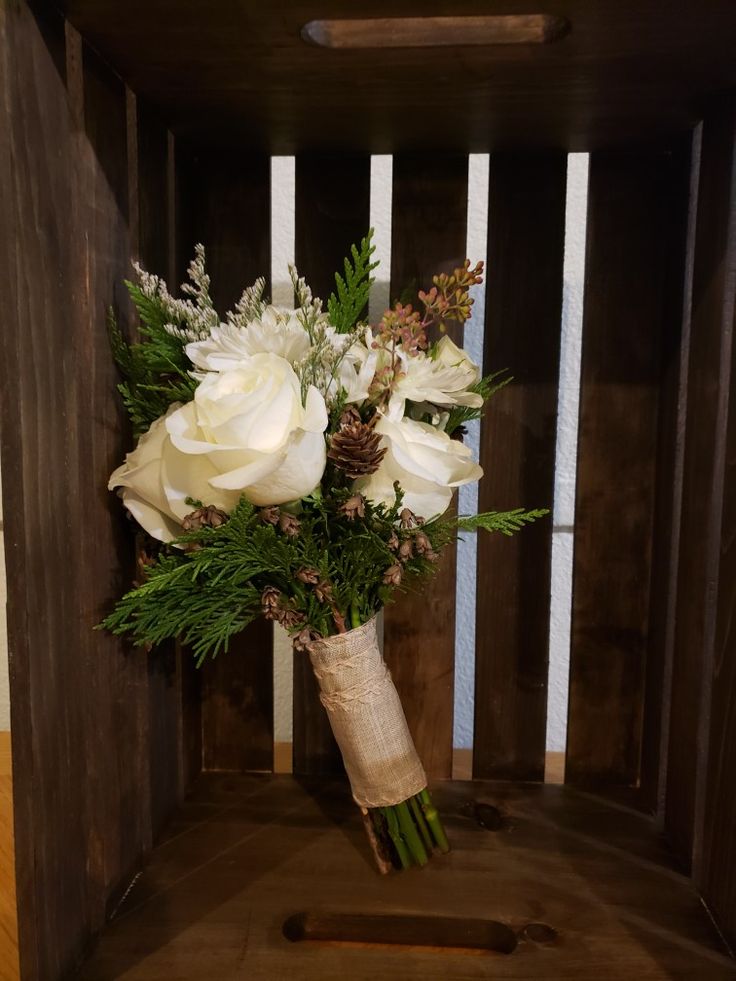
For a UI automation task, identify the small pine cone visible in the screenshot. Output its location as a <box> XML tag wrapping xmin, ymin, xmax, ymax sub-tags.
<box><xmin>328</xmin><ymin>416</ymin><xmax>386</xmax><ymax>479</ymax></box>
<box><xmin>278</xmin><ymin>512</ymin><xmax>301</xmax><ymax>537</ymax></box>
<box><xmin>383</xmin><ymin>563</ymin><xmax>403</xmax><ymax>586</ymax></box>
<box><xmin>414</xmin><ymin>531</ymin><xmax>432</xmax><ymax>555</ymax></box>
<box><xmin>387</xmin><ymin>530</ymin><xmax>399</xmax><ymax>551</ymax></box>
<box><xmin>259</xmin><ymin>506</ymin><xmax>280</xmax><ymax>525</ymax></box>
<box><xmin>296</xmin><ymin>566</ymin><xmax>320</xmax><ymax>585</ymax></box>
<box><xmin>425</xmin><ymin>548</ymin><xmax>439</xmax><ymax>564</ymax></box>
<box><xmin>314</xmin><ymin>579</ymin><xmax>333</xmax><ymax>603</ymax></box>
<box><xmin>292</xmin><ymin>626</ymin><xmax>322</xmax><ymax>652</ymax></box>
<box><xmin>261</xmin><ymin>586</ymin><xmax>283</xmax><ymax>620</ymax></box>
<box><xmin>398</xmin><ymin>539</ymin><xmax>413</xmax><ymax>563</ymax></box>
<box><xmin>280</xmin><ymin>608</ymin><xmax>305</xmax><ymax>631</ymax></box>
<box><xmin>340</xmin><ymin>493</ymin><xmax>366</xmax><ymax>521</ymax></box>
<box><xmin>399</xmin><ymin>508</ymin><xmax>417</xmax><ymax>530</ymax></box>
<box><xmin>182</xmin><ymin>504</ymin><xmax>229</xmax><ymax>532</ymax></box>
<box><xmin>339</xmin><ymin>406</ymin><xmax>362</xmax><ymax>428</ymax></box>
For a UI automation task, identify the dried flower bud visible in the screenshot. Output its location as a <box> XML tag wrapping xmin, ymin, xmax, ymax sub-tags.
<box><xmin>182</xmin><ymin>504</ymin><xmax>229</xmax><ymax>532</ymax></box>
<box><xmin>340</xmin><ymin>494</ymin><xmax>366</xmax><ymax>521</ymax></box>
<box><xmin>278</xmin><ymin>512</ymin><xmax>301</xmax><ymax>537</ymax></box>
<box><xmin>280</xmin><ymin>608</ymin><xmax>305</xmax><ymax>630</ymax></box>
<box><xmin>296</xmin><ymin>567</ymin><xmax>320</xmax><ymax>585</ymax></box>
<box><xmin>338</xmin><ymin>406</ymin><xmax>362</xmax><ymax>428</ymax></box>
<box><xmin>387</xmin><ymin>530</ymin><xmax>399</xmax><ymax>551</ymax></box>
<box><xmin>400</xmin><ymin>508</ymin><xmax>417</xmax><ymax>530</ymax></box>
<box><xmin>259</xmin><ymin>506</ymin><xmax>280</xmax><ymax>525</ymax></box>
<box><xmin>398</xmin><ymin>539</ymin><xmax>414</xmax><ymax>563</ymax></box>
<box><xmin>383</xmin><ymin>563</ymin><xmax>403</xmax><ymax>586</ymax></box>
<box><xmin>425</xmin><ymin>549</ymin><xmax>439</xmax><ymax>564</ymax></box>
<box><xmin>261</xmin><ymin>586</ymin><xmax>282</xmax><ymax>619</ymax></box>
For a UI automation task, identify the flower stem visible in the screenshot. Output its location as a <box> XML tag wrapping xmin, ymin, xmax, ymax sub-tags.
<box><xmin>418</xmin><ymin>788</ymin><xmax>450</xmax><ymax>853</ymax></box>
<box><xmin>381</xmin><ymin>806</ymin><xmax>411</xmax><ymax>869</ymax></box>
<box><xmin>395</xmin><ymin>800</ymin><xmax>428</xmax><ymax>866</ymax></box>
<box><xmin>350</xmin><ymin>604</ymin><xmax>361</xmax><ymax>630</ymax></box>
<box><xmin>409</xmin><ymin>794</ymin><xmax>433</xmax><ymax>853</ymax></box>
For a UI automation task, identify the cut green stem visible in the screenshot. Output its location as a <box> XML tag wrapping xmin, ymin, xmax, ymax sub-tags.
<box><xmin>381</xmin><ymin>806</ymin><xmax>411</xmax><ymax>869</ymax></box>
<box><xmin>395</xmin><ymin>800</ymin><xmax>428</xmax><ymax>866</ymax></box>
<box><xmin>418</xmin><ymin>788</ymin><xmax>450</xmax><ymax>853</ymax></box>
<box><xmin>409</xmin><ymin>794</ymin><xmax>433</xmax><ymax>853</ymax></box>
<box><xmin>350</xmin><ymin>604</ymin><xmax>361</xmax><ymax>630</ymax></box>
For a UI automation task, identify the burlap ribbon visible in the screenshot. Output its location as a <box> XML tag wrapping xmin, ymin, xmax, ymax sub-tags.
<box><xmin>307</xmin><ymin>616</ymin><xmax>427</xmax><ymax>809</ymax></box>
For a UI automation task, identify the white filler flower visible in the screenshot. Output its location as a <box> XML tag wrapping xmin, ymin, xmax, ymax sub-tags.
<box><xmin>391</xmin><ymin>335</ymin><xmax>482</xmax><ymax>412</ymax></box>
<box><xmin>166</xmin><ymin>353</ymin><xmax>328</xmax><ymax>506</ymax></box>
<box><xmin>186</xmin><ymin>306</ymin><xmax>311</xmax><ymax>370</ymax></box>
<box><xmin>356</xmin><ymin>406</ymin><xmax>483</xmax><ymax>520</ymax></box>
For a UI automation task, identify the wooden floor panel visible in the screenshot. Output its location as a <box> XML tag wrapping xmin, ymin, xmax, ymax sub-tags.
<box><xmin>0</xmin><ymin>732</ymin><xmax>19</xmax><ymax>981</ymax></box>
<box><xmin>79</xmin><ymin>774</ymin><xmax>736</xmax><ymax>980</ymax></box>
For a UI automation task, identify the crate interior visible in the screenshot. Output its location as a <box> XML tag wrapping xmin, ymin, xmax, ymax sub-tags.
<box><xmin>2</xmin><ymin>1</ymin><xmax>736</xmax><ymax>978</ymax></box>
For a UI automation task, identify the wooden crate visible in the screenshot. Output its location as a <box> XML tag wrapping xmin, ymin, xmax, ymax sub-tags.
<box><xmin>1</xmin><ymin>2</ymin><xmax>735</xmax><ymax>978</ymax></box>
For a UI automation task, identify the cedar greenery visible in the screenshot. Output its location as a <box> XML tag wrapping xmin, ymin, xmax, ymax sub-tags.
<box><xmin>327</xmin><ymin>230</ymin><xmax>378</xmax><ymax>333</ymax></box>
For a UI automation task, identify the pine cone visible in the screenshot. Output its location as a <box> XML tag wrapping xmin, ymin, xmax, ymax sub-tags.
<box><xmin>261</xmin><ymin>586</ymin><xmax>283</xmax><ymax>620</ymax></box>
<box><xmin>328</xmin><ymin>415</ymin><xmax>386</xmax><ymax>479</ymax></box>
<box><xmin>182</xmin><ymin>504</ymin><xmax>229</xmax><ymax>531</ymax></box>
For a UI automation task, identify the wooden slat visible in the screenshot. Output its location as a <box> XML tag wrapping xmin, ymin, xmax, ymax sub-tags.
<box><xmin>700</xmin><ymin>109</ymin><xmax>736</xmax><ymax>949</ymax></box>
<box><xmin>292</xmin><ymin>153</ymin><xmax>371</xmax><ymax>775</ymax></box>
<box><xmin>384</xmin><ymin>154</ymin><xmax>468</xmax><ymax>780</ymax></box>
<box><xmin>567</xmin><ymin>149</ymin><xmax>692</xmax><ymax>794</ymax></box>
<box><xmin>473</xmin><ymin>153</ymin><xmax>566</xmax><ymax>781</ymax></box>
<box><xmin>175</xmin><ymin>148</ymin><xmax>275</xmax><ymax>772</ymax></box>
<box><xmin>79</xmin><ymin>775</ymin><xmax>736</xmax><ymax>980</ymax></box>
<box><xmin>669</xmin><ymin>99</ymin><xmax>736</xmax><ymax>902</ymax></box>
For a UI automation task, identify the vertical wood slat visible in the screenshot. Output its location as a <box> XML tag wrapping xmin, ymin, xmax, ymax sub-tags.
<box><xmin>700</xmin><ymin>103</ymin><xmax>736</xmax><ymax>950</ymax></box>
<box><xmin>175</xmin><ymin>148</ymin><xmax>275</xmax><ymax>773</ymax></box>
<box><xmin>473</xmin><ymin>153</ymin><xmax>566</xmax><ymax>781</ymax></box>
<box><xmin>567</xmin><ymin>148</ymin><xmax>692</xmax><ymax>794</ymax></box>
<box><xmin>0</xmin><ymin>4</ymin><xmax>175</xmax><ymax>975</ymax></box>
<box><xmin>667</xmin><ymin>100</ymin><xmax>736</xmax><ymax>885</ymax></box>
<box><xmin>384</xmin><ymin>155</ymin><xmax>468</xmax><ymax>780</ymax></box>
<box><xmin>292</xmin><ymin>154</ymin><xmax>371</xmax><ymax>775</ymax></box>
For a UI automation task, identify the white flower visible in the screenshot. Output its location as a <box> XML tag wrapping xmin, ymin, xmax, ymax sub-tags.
<box><xmin>108</xmin><ymin>407</ymin><xmax>239</xmax><ymax>543</ymax></box>
<box><xmin>356</xmin><ymin>407</ymin><xmax>483</xmax><ymax>519</ymax></box>
<box><xmin>166</xmin><ymin>353</ymin><xmax>328</xmax><ymax>506</ymax></box>
<box><xmin>186</xmin><ymin>306</ymin><xmax>311</xmax><ymax>370</ymax></box>
<box><xmin>390</xmin><ymin>335</ymin><xmax>482</xmax><ymax>413</ymax></box>
<box><xmin>328</xmin><ymin>327</ymin><xmax>377</xmax><ymax>404</ymax></box>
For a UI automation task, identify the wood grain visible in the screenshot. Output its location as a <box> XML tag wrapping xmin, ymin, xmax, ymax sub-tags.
<box><xmin>174</xmin><ymin>147</ymin><xmax>275</xmax><ymax>773</ymax></box>
<box><xmin>79</xmin><ymin>774</ymin><xmax>736</xmax><ymax>979</ymax></box>
<box><xmin>566</xmin><ymin>149</ymin><xmax>691</xmax><ymax>794</ymax></box>
<box><xmin>665</xmin><ymin>103</ymin><xmax>736</xmax><ymax>874</ymax></box>
<box><xmin>60</xmin><ymin>1</ymin><xmax>736</xmax><ymax>152</ymax></box>
<box><xmin>292</xmin><ymin>153</ymin><xmax>371</xmax><ymax>775</ymax></box>
<box><xmin>473</xmin><ymin>152</ymin><xmax>566</xmax><ymax>781</ymax></box>
<box><xmin>0</xmin><ymin>733</ymin><xmax>19</xmax><ymax>981</ymax></box>
<box><xmin>384</xmin><ymin>154</ymin><xmax>468</xmax><ymax>781</ymax></box>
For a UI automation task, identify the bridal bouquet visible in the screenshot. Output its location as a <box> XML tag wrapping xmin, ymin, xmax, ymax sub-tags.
<box><xmin>102</xmin><ymin>233</ymin><xmax>546</xmax><ymax>872</ymax></box>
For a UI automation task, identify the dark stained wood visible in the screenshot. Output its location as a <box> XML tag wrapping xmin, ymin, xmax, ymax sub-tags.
<box><xmin>473</xmin><ymin>153</ymin><xmax>566</xmax><ymax>781</ymax></box>
<box><xmin>384</xmin><ymin>154</ymin><xmax>468</xmax><ymax>780</ymax></box>
<box><xmin>666</xmin><ymin>99</ymin><xmax>736</xmax><ymax>907</ymax></box>
<box><xmin>79</xmin><ymin>775</ymin><xmax>736</xmax><ymax>979</ymax></box>
<box><xmin>174</xmin><ymin>147</ymin><xmax>275</xmax><ymax>773</ymax></box>
<box><xmin>60</xmin><ymin>1</ymin><xmax>736</xmax><ymax>153</ymax></box>
<box><xmin>0</xmin><ymin>4</ymin><xmax>176</xmax><ymax>976</ymax></box>
<box><xmin>292</xmin><ymin>153</ymin><xmax>371</xmax><ymax>775</ymax></box>
<box><xmin>566</xmin><ymin>148</ymin><xmax>692</xmax><ymax>794</ymax></box>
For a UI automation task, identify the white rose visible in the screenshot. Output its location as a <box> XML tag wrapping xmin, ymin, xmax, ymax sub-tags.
<box><xmin>186</xmin><ymin>306</ymin><xmax>311</xmax><ymax>370</ymax></box>
<box><xmin>390</xmin><ymin>335</ymin><xmax>482</xmax><ymax>413</ymax></box>
<box><xmin>108</xmin><ymin>407</ymin><xmax>239</xmax><ymax>543</ymax></box>
<box><xmin>166</xmin><ymin>353</ymin><xmax>328</xmax><ymax>506</ymax></box>
<box><xmin>356</xmin><ymin>408</ymin><xmax>483</xmax><ymax>519</ymax></box>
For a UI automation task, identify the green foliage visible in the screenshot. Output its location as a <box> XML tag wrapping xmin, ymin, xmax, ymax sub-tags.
<box><xmin>455</xmin><ymin>508</ymin><xmax>550</xmax><ymax>536</ymax></box>
<box><xmin>108</xmin><ymin>287</ymin><xmax>196</xmax><ymax>436</ymax></box>
<box><xmin>327</xmin><ymin>230</ymin><xmax>378</xmax><ymax>332</ymax></box>
<box><xmin>444</xmin><ymin>369</ymin><xmax>512</xmax><ymax>436</ymax></box>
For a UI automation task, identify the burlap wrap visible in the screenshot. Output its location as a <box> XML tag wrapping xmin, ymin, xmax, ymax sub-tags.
<box><xmin>307</xmin><ymin>616</ymin><xmax>427</xmax><ymax>809</ymax></box>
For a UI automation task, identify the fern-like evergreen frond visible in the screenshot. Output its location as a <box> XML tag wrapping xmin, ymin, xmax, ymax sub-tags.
<box><xmin>444</xmin><ymin>369</ymin><xmax>513</xmax><ymax>436</ymax></box>
<box><xmin>456</xmin><ymin>508</ymin><xmax>550</xmax><ymax>536</ymax></box>
<box><xmin>327</xmin><ymin>230</ymin><xmax>378</xmax><ymax>333</ymax></box>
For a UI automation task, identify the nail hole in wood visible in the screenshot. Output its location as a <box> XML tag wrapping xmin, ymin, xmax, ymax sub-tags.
<box><xmin>522</xmin><ymin>922</ymin><xmax>558</xmax><ymax>944</ymax></box>
<box><xmin>284</xmin><ymin>911</ymin><xmax>518</xmax><ymax>954</ymax></box>
<box><xmin>301</xmin><ymin>15</ymin><xmax>570</xmax><ymax>50</ymax></box>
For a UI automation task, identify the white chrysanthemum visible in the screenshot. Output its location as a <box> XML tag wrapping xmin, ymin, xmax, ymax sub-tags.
<box><xmin>390</xmin><ymin>335</ymin><xmax>482</xmax><ymax>413</ymax></box>
<box><xmin>326</xmin><ymin>327</ymin><xmax>378</xmax><ymax>404</ymax></box>
<box><xmin>186</xmin><ymin>306</ymin><xmax>312</xmax><ymax>370</ymax></box>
